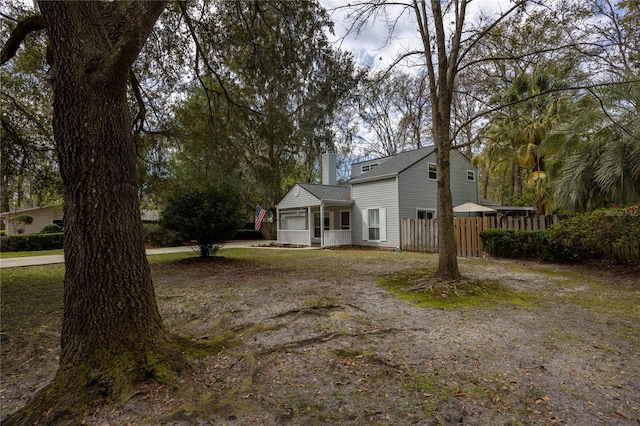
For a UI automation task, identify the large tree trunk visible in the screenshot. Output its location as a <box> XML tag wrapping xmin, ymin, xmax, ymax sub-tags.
<box><xmin>5</xmin><ymin>3</ymin><xmax>184</xmax><ymax>424</ymax></box>
<box><xmin>433</xmin><ymin>92</ymin><xmax>461</xmax><ymax>280</ymax></box>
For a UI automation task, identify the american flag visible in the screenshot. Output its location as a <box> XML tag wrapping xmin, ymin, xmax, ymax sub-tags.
<box><xmin>255</xmin><ymin>205</ymin><xmax>267</xmax><ymax>231</ymax></box>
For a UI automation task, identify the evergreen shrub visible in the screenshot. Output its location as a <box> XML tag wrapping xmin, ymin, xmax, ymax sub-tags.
<box><xmin>0</xmin><ymin>233</ymin><xmax>64</xmax><ymax>252</ymax></box>
<box><xmin>480</xmin><ymin>206</ymin><xmax>639</xmax><ymax>265</ymax></box>
<box><xmin>160</xmin><ymin>184</ymin><xmax>243</xmax><ymax>257</ymax></box>
<box><xmin>40</xmin><ymin>223</ymin><xmax>63</xmax><ymax>234</ymax></box>
<box><xmin>547</xmin><ymin>205</ymin><xmax>639</xmax><ymax>264</ymax></box>
<box><xmin>479</xmin><ymin>228</ymin><xmax>552</xmax><ymax>260</ymax></box>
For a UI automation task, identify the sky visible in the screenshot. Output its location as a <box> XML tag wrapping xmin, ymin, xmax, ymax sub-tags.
<box><xmin>321</xmin><ymin>0</ymin><xmax>512</xmax><ymax>72</ymax></box>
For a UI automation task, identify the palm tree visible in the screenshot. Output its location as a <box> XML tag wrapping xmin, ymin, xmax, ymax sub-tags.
<box><xmin>478</xmin><ymin>71</ymin><xmax>572</xmax><ymax>212</ymax></box>
<box><xmin>541</xmin><ymin>82</ymin><xmax>640</xmax><ymax>212</ymax></box>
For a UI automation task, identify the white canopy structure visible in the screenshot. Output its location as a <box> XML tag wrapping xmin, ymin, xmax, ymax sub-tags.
<box><xmin>453</xmin><ymin>202</ymin><xmax>497</xmax><ymax>215</ymax></box>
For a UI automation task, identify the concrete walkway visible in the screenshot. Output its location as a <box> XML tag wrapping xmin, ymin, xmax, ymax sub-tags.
<box><xmin>0</xmin><ymin>240</ymin><xmax>281</xmax><ymax>269</ymax></box>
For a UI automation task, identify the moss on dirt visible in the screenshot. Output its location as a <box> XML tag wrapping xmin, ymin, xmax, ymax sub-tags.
<box><xmin>377</xmin><ymin>267</ymin><xmax>534</xmax><ymax>309</ymax></box>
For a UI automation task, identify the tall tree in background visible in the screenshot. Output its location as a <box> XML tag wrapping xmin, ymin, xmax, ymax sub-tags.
<box><xmin>0</xmin><ymin>2</ymin><xmax>60</xmax><ymax>212</ymax></box>
<box><xmin>175</xmin><ymin>0</ymin><xmax>358</xmax><ymax>217</ymax></box>
<box><xmin>357</xmin><ymin>70</ymin><xmax>431</xmax><ymax>156</ymax></box>
<box><xmin>1</xmin><ymin>2</ymin><xmax>186</xmax><ymax>423</ymax></box>
<box><xmin>470</xmin><ymin>4</ymin><xmax>589</xmax><ymax>211</ymax></box>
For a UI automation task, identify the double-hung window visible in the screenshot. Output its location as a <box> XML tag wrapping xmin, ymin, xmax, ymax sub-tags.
<box><xmin>363</xmin><ymin>208</ymin><xmax>386</xmax><ymax>242</ymax></box>
<box><xmin>428</xmin><ymin>162</ymin><xmax>437</xmax><ymax>180</ymax></box>
<box><xmin>368</xmin><ymin>209</ymin><xmax>380</xmax><ymax>240</ymax></box>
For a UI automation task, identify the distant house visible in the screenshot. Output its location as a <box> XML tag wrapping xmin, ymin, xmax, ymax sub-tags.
<box><xmin>1</xmin><ymin>206</ymin><xmax>160</xmax><ymax>235</ymax></box>
<box><xmin>140</xmin><ymin>210</ymin><xmax>160</xmax><ymax>223</ymax></box>
<box><xmin>1</xmin><ymin>205</ymin><xmax>64</xmax><ymax>236</ymax></box>
<box><xmin>276</xmin><ymin>148</ymin><xmax>479</xmax><ymax>249</ymax></box>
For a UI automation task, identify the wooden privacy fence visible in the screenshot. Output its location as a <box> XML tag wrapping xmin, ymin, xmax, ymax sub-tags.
<box><xmin>401</xmin><ymin>215</ymin><xmax>564</xmax><ymax>257</ymax></box>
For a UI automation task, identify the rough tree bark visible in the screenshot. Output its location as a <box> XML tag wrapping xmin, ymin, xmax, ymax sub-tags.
<box><xmin>3</xmin><ymin>2</ymin><xmax>186</xmax><ymax>424</ymax></box>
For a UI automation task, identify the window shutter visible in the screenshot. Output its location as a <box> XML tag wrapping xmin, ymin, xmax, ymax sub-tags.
<box><xmin>362</xmin><ymin>209</ymin><xmax>369</xmax><ymax>241</ymax></box>
<box><xmin>380</xmin><ymin>207</ymin><xmax>387</xmax><ymax>242</ymax></box>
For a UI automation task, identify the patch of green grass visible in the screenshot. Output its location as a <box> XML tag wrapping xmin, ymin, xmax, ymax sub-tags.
<box><xmin>378</xmin><ymin>267</ymin><xmax>534</xmax><ymax>309</ymax></box>
<box><xmin>0</xmin><ymin>264</ymin><xmax>65</xmax><ymax>332</ymax></box>
<box><xmin>0</xmin><ymin>249</ymin><xmax>64</xmax><ymax>258</ymax></box>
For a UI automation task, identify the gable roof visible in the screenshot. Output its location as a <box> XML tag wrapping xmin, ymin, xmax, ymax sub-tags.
<box><xmin>297</xmin><ymin>183</ymin><xmax>350</xmax><ymax>201</ymax></box>
<box><xmin>349</xmin><ymin>146</ymin><xmax>435</xmax><ymax>183</ymax></box>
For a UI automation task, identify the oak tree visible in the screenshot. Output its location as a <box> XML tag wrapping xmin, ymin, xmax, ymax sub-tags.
<box><xmin>2</xmin><ymin>2</ymin><xmax>186</xmax><ymax>424</ymax></box>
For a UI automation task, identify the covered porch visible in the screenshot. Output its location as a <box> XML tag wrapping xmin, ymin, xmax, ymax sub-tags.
<box><xmin>277</xmin><ymin>203</ymin><xmax>353</xmax><ymax>248</ymax></box>
<box><xmin>276</xmin><ymin>183</ymin><xmax>353</xmax><ymax>248</ymax></box>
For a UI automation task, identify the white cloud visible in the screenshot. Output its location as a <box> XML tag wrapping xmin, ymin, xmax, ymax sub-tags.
<box><xmin>321</xmin><ymin>0</ymin><xmax>512</xmax><ymax>72</ymax></box>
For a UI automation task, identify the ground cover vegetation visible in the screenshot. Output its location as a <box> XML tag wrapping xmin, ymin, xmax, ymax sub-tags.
<box><xmin>2</xmin><ymin>249</ymin><xmax>639</xmax><ymax>424</ymax></box>
<box><xmin>1</xmin><ymin>0</ymin><xmax>639</xmax><ymax>422</ymax></box>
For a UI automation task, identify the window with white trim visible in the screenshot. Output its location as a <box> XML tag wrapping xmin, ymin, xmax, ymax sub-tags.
<box><xmin>428</xmin><ymin>162</ymin><xmax>437</xmax><ymax>180</ymax></box>
<box><xmin>467</xmin><ymin>170</ymin><xmax>476</xmax><ymax>181</ymax></box>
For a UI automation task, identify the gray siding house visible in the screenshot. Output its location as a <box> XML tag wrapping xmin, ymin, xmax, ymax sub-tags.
<box><xmin>276</xmin><ymin>147</ymin><xmax>478</xmax><ymax>249</ymax></box>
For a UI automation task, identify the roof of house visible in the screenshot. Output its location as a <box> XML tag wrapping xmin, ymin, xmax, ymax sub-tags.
<box><xmin>348</xmin><ymin>146</ymin><xmax>435</xmax><ymax>183</ymax></box>
<box><xmin>298</xmin><ymin>183</ymin><xmax>351</xmax><ymax>201</ymax></box>
<box><xmin>1</xmin><ymin>205</ymin><xmax>63</xmax><ymax>216</ymax></box>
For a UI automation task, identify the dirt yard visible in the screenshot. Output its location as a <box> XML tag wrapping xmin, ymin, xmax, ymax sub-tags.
<box><xmin>1</xmin><ymin>248</ymin><xmax>639</xmax><ymax>425</ymax></box>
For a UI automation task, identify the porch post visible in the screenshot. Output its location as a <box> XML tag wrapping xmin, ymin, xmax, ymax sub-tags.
<box><xmin>308</xmin><ymin>206</ymin><xmax>312</xmax><ymax>246</ymax></box>
<box><xmin>320</xmin><ymin>202</ymin><xmax>325</xmax><ymax>248</ymax></box>
<box><xmin>275</xmin><ymin>206</ymin><xmax>280</xmax><ymax>243</ymax></box>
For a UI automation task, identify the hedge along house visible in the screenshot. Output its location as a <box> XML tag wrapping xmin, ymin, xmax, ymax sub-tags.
<box><xmin>276</xmin><ymin>148</ymin><xmax>479</xmax><ymax>249</ymax></box>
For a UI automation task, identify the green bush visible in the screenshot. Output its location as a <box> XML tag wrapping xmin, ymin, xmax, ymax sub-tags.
<box><xmin>480</xmin><ymin>206</ymin><xmax>640</xmax><ymax>265</ymax></box>
<box><xmin>480</xmin><ymin>228</ymin><xmax>553</xmax><ymax>260</ymax></box>
<box><xmin>160</xmin><ymin>183</ymin><xmax>243</xmax><ymax>257</ymax></box>
<box><xmin>40</xmin><ymin>223</ymin><xmax>63</xmax><ymax>234</ymax></box>
<box><xmin>548</xmin><ymin>205</ymin><xmax>640</xmax><ymax>264</ymax></box>
<box><xmin>0</xmin><ymin>230</ymin><xmax>5</xmax><ymax>236</ymax></box>
<box><xmin>0</xmin><ymin>232</ymin><xmax>64</xmax><ymax>252</ymax></box>
<box><xmin>143</xmin><ymin>223</ymin><xmax>184</xmax><ymax>247</ymax></box>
